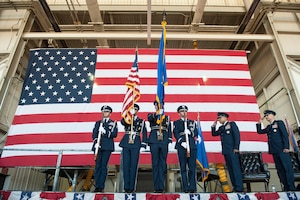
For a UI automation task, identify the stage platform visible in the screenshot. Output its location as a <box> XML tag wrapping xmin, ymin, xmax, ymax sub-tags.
<box><xmin>1</xmin><ymin>191</ymin><xmax>300</xmax><ymax>200</ymax></box>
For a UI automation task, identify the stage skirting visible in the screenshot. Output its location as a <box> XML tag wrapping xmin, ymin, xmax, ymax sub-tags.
<box><xmin>0</xmin><ymin>191</ymin><xmax>299</xmax><ymax>200</ymax></box>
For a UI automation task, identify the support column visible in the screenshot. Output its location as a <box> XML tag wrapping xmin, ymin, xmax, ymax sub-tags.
<box><xmin>167</xmin><ymin>170</ymin><xmax>175</xmax><ymax>192</ymax></box>
<box><xmin>52</xmin><ymin>150</ymin><xmax>63</xmax><ymax>191</ymax></box>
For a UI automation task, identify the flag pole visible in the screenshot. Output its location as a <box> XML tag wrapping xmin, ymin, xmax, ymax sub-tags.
<box><xmin>197</xmin><ymin>111</ymin><xmax>204</xmax><ymax>181</ymax></box>
<box><xmin>184</xmin><ymin>111</ymin><xmax>190</xmax><ymax>157</ymax></box>
<box><xmin>157</xmin><ymin>11</ymin><xmax>167</xmax><ymax>141</ymax></box>
<box><xmin>196</xmin><ymin>111</ymin><xmax>210</xmax><ymax>182</ymax></box>
<box><xmin>129</xmin><ymin>89</ymin><xmax>135</xmax><ymax>144</ymax></box>
<box><xmin>129</xmin><ymin>47</ymin><xmax>138</xmax><ymax>144</ymax></box>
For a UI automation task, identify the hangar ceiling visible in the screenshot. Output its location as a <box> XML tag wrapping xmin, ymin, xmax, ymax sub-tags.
<box><xmin>0</xmin><ymin>0</ymin><xmax>278</xmax><ymax>50</ymax></box>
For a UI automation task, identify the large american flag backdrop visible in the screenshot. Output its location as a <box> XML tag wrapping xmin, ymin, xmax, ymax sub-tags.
<box><xmin>0</xmin><ymin>48</ymin><xmax>270</xmax><ymax>167</ymax></box>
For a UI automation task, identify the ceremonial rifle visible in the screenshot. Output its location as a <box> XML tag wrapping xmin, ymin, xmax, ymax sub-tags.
<box><xmin>94</xmin><ymin>113</ymin><xmax>104</xmax><ymax>161</ymax></box>
<box><xmin>184</xmin><ymin>114</ymin><xmax>190</xmax><ymax>157</ymax></box>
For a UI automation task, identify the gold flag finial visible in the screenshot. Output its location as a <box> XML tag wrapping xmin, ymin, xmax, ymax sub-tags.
<box><xmin>162</xmin><ymin>10</ymin><xmax>167</xmax><ymax>22</ymax></box>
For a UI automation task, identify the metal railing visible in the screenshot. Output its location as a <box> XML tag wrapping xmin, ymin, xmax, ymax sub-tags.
<box><xmin>1</xmin><ymin>148</ymin><xmax>91</xmax><ymax>191</ymax></box>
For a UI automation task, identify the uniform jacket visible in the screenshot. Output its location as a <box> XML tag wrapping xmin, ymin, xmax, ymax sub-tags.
<box><xmin>119</xmin><ymin>117</ymin><xmax>147</xmax><ymax>148</ymax></box>
<box><xmin>256</xmin><ymin>120</ymin><xmax>289</xmax><ymax>154</ymax></box>
<box><xmin>211</xmin><ymin>121</ymin><xmax>240</xmax><ymax>155</ymax></box>
<box><xmin>92</xmin><ymin>118</ymin><xmax>118</xmax><ymax>151</ymax></box>
<box><xmin>173</xmin><ymin>119</ymin><xmax>198</xmax><ymax>149</ymax></box>
<box><xmin>147</xmin><ymin>113</ymin><xmax>172</xmax><ymax>144</ymax></box>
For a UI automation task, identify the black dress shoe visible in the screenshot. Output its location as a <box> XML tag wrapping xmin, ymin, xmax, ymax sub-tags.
<box><xmin>184</xmin><ymin>190</ymin><xmax>189</xmax><ymax>193</ymax></box>
<box><xmin>154</xmin><ymin>190</ymin><xmax>163</xmax><ymax>193</ymax></box>
<box><xmin>189</xmin><ymin>190</ymin><xmax>197</xmax><ymax>193</ymax></box>
<box><xmin>94</xmin><ymin>188</ymin><xmax>104</xmax><ymax>192</ymax></box>
<box><xmin>234</xmin><ymin>190</ymin><xmax>244</xmax><ymax>193</ymax></box>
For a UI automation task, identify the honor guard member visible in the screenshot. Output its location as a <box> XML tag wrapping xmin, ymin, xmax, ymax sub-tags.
<box><xmin>92</xmin><ymin>105</ymin><xmax>118</xmax><ymax>192</ymax></box>
<box><xmin>173</xmin><ymin>105</ymin><xmax>198</xmax><ymax>193</ymax></box>
<box><xmin>147</xmin><ymin>101</ymin><xmax>172</xmax><ymax>193</ymax></box>
<box><xmin>256</xmin><ymin>110</ymin><xmax>296</xmax><ymax>191</ymax></box>
<box><xmin>211</xmin><ymin>112</ymin><xmax>244</xmax><ymax>192</ymax></box>
<box><xmin>119</xmin><ymin>104</ymin><xmax>147</xmax><ymax>193</ymax></box>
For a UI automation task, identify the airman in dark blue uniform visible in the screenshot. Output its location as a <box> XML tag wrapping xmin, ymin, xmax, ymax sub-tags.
<box><xmin>147</xmin><ymin>101</ymin><xmax>172</xmax><ymax>193</ymax></box>
<box><xmin>256</xmin><ymin>109</ymin><xmax>296</xmax><ymax>191</ymax></box>
<box><xmin>92</xmin><ymin>105</ymin><xmax>118</xmax><ymax>192</ymax></box>
<box><xmin>173</xmin><ymin>105</ymin><xmax>198</xmax><ymax>193</ymax></box>
<box><xmin>119</xmin><ymin>104</ymin><xmax>147</xmax><ymax>193</ymax></box>
<box><xmin>211</xmin><ymin>112</ymin><xmax>244</xmax><ymax>192</ymax></box>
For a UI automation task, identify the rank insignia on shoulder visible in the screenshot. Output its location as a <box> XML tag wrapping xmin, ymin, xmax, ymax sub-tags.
<box><xmin>225</xmin><ymin>124</ymin><xmax>231</xmax><ymax>129</ymax></box>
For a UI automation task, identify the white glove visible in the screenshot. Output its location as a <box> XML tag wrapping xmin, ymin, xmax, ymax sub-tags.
<box><xmin>140</xmin><ymin>145</ymin><xmax>149</xmax><ymax>152</ymax></box>
<box><xmin>168</xmin><ymin>142</ymin><xmax>173</xmax><ymax>151</ymax></box>
<box><xmin>156</xmin><ymin>109</ymin><xmax>163</xmax><ymax>115</ymax></box>
<box><xmin>145</xmin><ymin>145</ymin><xmax>149</xmax><ymax>151</ymax></box>
<box><xmin>130</xmin><ymin>108</ymin><xmax>135</xmax><ymax>115</ymax></box>
<box><xmin>181</xmin><ymin>142</ymin><xmax>187</xmax><ymax>149</ymax></box>
<box><xmin>99</xmin><ymin>126</ymin><xmax>106</xmax><ymax>134</ymax></box>
<box><xmin>94</xmin><ymin>143</ymin><xmax>100</xmax><ymax>149</ymax></box>
<box><xmin>184</xmin><ymin>129</ymin><xmax>191</xmax><ymax>135</ymax></box>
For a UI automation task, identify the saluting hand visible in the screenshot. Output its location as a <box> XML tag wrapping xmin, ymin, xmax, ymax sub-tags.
<box><xmin>258</xmin><ymin>116</ymin><xmax>264</xmax><ymax>124</ymax></box>
<box><xmin>212</xmin><ymin>119</ymin><xmax>217</xmax><ymax>126</ymax></box>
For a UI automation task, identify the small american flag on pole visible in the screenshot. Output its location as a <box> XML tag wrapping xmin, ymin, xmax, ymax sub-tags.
<box><xmin>121</xmin><ymin>49</ymin><xmax>140</xmax><ymax>124</ymax></box>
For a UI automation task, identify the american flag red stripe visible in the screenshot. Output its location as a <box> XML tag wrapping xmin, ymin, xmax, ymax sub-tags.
<box><xmin>0</xmin><ymin>48</ymin><xmax>272</xmax><ymax>167</ymax></box>
<box><xmin>98</xmin><ymin>62</ymin><xmax>250</xmax><ymax>70</ymax></box>
<box><xmin>91</xmin><ymin>94</ymin><xmax>258</xmax><ymax>103</ymax></box>
<box><xmin>12</xmin><ymin>112</ymin><xmax>260</xmax><ymax>124</ymax></box>
<box><xmin>95</xmin><ymin>78</ymin><xmax>253</xmax><ymax>86</ymax></box>
<box><xmin>5</xmin><ymin>131</ymin><xmax>266</xmax><ymax>146</ymax></box>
